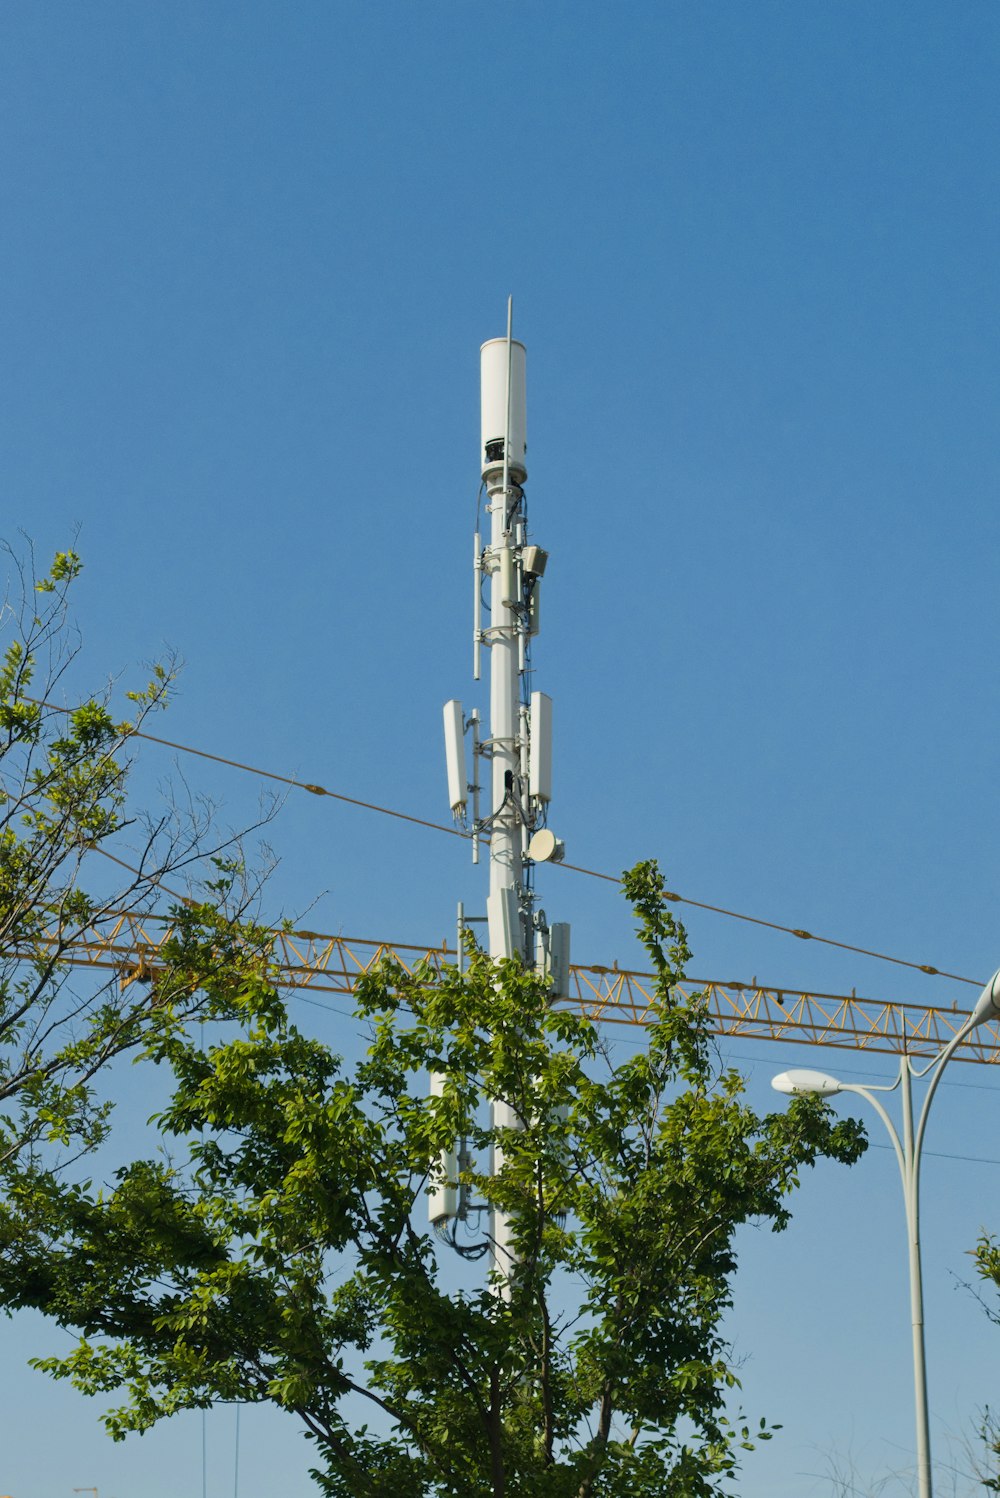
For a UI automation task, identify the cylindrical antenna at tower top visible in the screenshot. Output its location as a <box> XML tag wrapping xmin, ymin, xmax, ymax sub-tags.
<box><xmin>480</xmin><ymin>337</ymin><xmax>526</xmax><ymax>485</ymax></box>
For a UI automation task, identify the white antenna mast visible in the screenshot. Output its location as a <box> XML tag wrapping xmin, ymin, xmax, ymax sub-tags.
<box><xmin>485</xmin><ymin>297</ymin><xmax>526</xmax><ymax>1281</ymax></box>
<box><xmin>437</xmin><ymin>300</ymin><xmax>570</xmax><ymax>1283</ymax></box>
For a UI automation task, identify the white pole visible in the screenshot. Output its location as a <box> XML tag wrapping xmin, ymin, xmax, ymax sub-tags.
<box><xmin>897</xmin><ymin>1059</ymin><xmax>931</xmax><ymax>1498</ymax></box>
<box><xmin>773</xmin><ymin>977</ymin><xmax>1000</xmax><ymax>1498</ymax></box>
<box><xmin>486</xmin><ymin>297</ymin><xmax>524</xmax><ymax>1282</ymax></box>
<box><xmin>823</xmin><ymin>1023</ymin><xmax>976</xmax><ymax>1498</ymax></box>
<box><xmin>488</xmin><ymin>301</ymin><xmax>520</xmax><ymax>934</ymax></box>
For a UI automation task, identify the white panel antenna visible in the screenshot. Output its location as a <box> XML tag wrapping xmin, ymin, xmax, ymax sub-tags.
<box><xmin>500</xmin><ymin>546</ymin><xmax>517</xmax><ymax>608</ymax></box>
<box><xmin>548</xmin><ymin>923</ymin><xmax>571</xmax><ymax>999</ymax></box>
<box><xmin>523</xmin><ymin>547</ymin><xmax>546</xmax><ymax>639</ymax></box>
<box><xmin>473</xmin><ymin>531</ymin><xmax>483</xmax><ymax>681</ymax></box>
<box><xmin>427</xmin><ymin>1070</ymin><xmax>459</xmax><ymax>1225</ymax></box>
<box><xmin>529</xmin><ymin>690</ymin><xmax>553</xmax><ymax>803</ymax></box>
<box><xmin>529</xmin><ymin>583</ymin><xmax>540</xmax><ymax>637</ymax></box>
<box><xmin>443</xmin><ymin>700</ymin><xmax>467</xmax><ymax>816</ymax></box>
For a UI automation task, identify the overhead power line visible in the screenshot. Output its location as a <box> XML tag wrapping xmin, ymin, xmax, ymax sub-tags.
<box><xmin>30</xmin><ymin>697</ymin><xmax>983</xmax><ymax>989</ymax></box>
<box><xmin>558</xmin><ymin>860</ymin><xmax>979</xmax><ymax>987</ymax></box>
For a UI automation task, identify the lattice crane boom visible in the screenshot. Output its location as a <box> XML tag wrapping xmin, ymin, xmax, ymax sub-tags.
<box><xmin>20</xmin><ymin>909</ymin><xmax>1000</xmax><ymax>1065</ymax></box>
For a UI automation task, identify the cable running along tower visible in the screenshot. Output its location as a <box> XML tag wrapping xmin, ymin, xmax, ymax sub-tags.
<box><xmin>438</xmin><ymin>303</ymin><xmax>569</xmax><ymax>1279</ymax></box>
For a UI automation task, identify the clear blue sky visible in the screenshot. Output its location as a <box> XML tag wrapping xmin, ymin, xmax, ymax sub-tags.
<box><xmin>2</xmin><ymin>3</ymin><xmax>1000</xmax><ymax>1494</ymax></box>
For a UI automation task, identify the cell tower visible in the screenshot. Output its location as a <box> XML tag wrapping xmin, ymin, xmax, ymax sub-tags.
<box><xmin>438</xmin><ymin>301</ymin><xmax>569</xmax><ymax>1279</ymax></box>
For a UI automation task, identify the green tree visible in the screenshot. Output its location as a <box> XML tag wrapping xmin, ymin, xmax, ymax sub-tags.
<box><xmin>970</xmin><ymin>1241</ymin><xmax>1000</xmax><ymax>1491</ymax></box>
<box><xmin>0</xmin><ymin>862</ymin><xmax>865</xmax><ymax>1497</ymax></box>
<box><xmin>0</xmin><ymin>542</ymin><xmax>270</xmax><ymax>1169</ymax></box>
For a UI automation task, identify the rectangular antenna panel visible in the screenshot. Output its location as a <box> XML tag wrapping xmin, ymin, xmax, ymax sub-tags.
<box><xmin>529</xmin><ymin>691</ymin><xmax>553</xmax><ymax>803</ymax></box>
<box><xmin>487</xmin><ymin>887</ymin><xmax>521</xmax><ymax>960</ymax></box>
<box><xmin>443</xmin><ymin>700</ymin><xmax>467</xmax><ymax>814</ymax></box>
<box><xmin>427</xmin><ymin>1071</ymin><xmax>458</xmax><ymax>1225</ymax></box>
<box><xmin>500</xmin><ymin>546</ymin><xmax>516</xmax><ymax>605</ymax></box>
<box><xmin>549</xmin><ymin>922</ymin><xmax>571</xmax><ymax>999</ymax></box>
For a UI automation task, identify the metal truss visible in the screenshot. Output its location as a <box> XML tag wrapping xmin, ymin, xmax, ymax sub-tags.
<box><xmin>20</xmin><ymin>909</ymin><xmax>1000</xmax><ymax>1065</ymax></box>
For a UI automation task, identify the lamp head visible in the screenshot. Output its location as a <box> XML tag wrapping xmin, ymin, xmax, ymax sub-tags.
<box><xmin>971</xmin><ymin>966</ymin><xmax>1000</xmax><ymax>1028</ymax></box>
<box><xmin>771</xmin><ymin>1068</ymin><xmax>843</xmax><ymax>1098</ymax></box>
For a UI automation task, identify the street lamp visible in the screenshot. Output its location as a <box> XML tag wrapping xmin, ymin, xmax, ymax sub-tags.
<box><xmin>772</xmin><ymin>965</ymin><xmax>1000</xmax><ymax>1498</ymax></box>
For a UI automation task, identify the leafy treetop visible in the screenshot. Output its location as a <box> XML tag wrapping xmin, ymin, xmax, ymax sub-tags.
<box><xmin>0</xmin><ymin>861</ymin><xmax>866</xmax><ymax>1497</ymax></box>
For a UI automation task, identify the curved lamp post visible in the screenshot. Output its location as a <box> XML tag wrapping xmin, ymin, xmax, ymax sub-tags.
<box><xmin>772</xmin><ymin>966</ymin><xmax>1000</xmax><ymax>1498</ymax></box>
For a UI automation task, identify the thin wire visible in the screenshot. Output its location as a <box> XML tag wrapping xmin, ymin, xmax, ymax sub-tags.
<box><xmin>30</xmin><ymin>697</ymin><xmax>984</xmax><ymax>989</ymax></box>
<box><xmin>90</xmin><ymin>844</ymin><xmax>192</xmax><ymax>903</ymax></box>
<box><xmin>867</xmin><ymin>1140</ymin><xmax>1000</xmax><ymax>1168</ymax></box>
<box><xmin>126</xmin><ymin>724</ymin><xmax>471</xmax><ymax>843</ymax></box>
<box><xmin>557</xmin><ymin>858</ymin><xmax>980</xmax><ymax>987</ymax></box>
<box><xmin>25</xmin><ymin>697</ymin><xmax>467</xmax><ymax>844</ymax></box>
